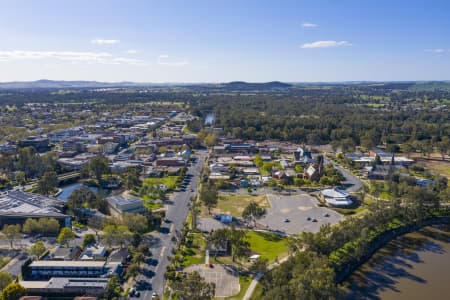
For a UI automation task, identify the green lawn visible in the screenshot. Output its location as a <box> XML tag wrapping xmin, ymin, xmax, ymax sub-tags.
<box><xmin>247</xmin><ymin>231</ymin><xmax>288</xmax><ymax>262</ymax></box>
<box><xmin>143</xmin><ymin>176</ymin><xmax>179</xmax><ymax>190</ymax></box>
<box><xmin>181</xmin><ymin>232</ymin><xmax>206</xmax><ymax>267</ymax></box>
<box><xmin>203</xmin><ymin>194</ymin><xmax>270</xmax><ymax>218</ymax></box>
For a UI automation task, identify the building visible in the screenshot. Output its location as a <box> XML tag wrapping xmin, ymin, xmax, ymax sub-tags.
<box><xmin>48</xmin><ymin>246</ymin><xmax>81</xmax><ymax>261</ymax></box>
<box><xmin>320</xmin><ymin>188</ymin><xmax>353</xmax><ymax>207</ymax></box>
<box><xmin>18</xmin><ymin>136</ymin><xmax>50</xmax><ymax>152</ymax></box>
<box><xmin>106</xmin><ymin>194</ymin><xmax>146</xmax><ymax>216</ymax></box>
<box><xmin>156</xmin><ymin>157</ymin><xmax>186</xmax><ymax>167</ymax></box>
<box><xmin>21</xmin><ymin>277</ymin><xmax>109</xmax><ymax>298</ymax></box>
<box><xmin>28</xmin><ymin>260</ymin><xmax>120</xmax><ymax>279</ymax></box>
<box><xmin>80</xmin><ymin>245</ymin><xmax>107</xmax><ymax>260</ymax></box>
<box><xmin>0</xmin><ymin>191</ymin><xmax>70</xmax><ymax>228</ymax></box>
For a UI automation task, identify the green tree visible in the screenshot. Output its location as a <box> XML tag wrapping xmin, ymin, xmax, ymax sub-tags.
<box><xmin>22</xmin><ymin>218</ymin><xmax>39</xmax><ymax>234</ymax></box>
<box><xmin>172</xmin><ymin>271</ymin><xmax>215</xmax><ymax>300</ymax></box>
<box><xmin>201</xmin><ymin>182</ymin><xmax>218</xmax><ymax>215</ymax></box>
<box><xmin>28</xmin><ymin>241</ymin><xmax>46</xmax><ymax>257</ymax></box>
<box><xmin>82</xmin><ymin>234</ymin><xmax>96</xmax><ymax>248</ymax></box>
<box><xmin>126</xmin><ymin>263</ymin><xmax>140</xmax><ymax>279</ymax></box>
<box><xmin>0</xmin><ymin>272</ymin><xmax>13</xmax><ymax>290</ymax></box>
<box><xmin>88</xmin><ymin>156</ymin><xmax>110</xmax><ymax>182</ymax></box>
<box><xmin>122</xmin><ymin>213</ymin><xmax>148</xmax><ymax>234</ymax></box>
<box><xmin>101</xmin><ymin>224</ymin><xmax>132</xmax><ymax>248</ymax></box>
<box><xmin>57</xmin><ymin>227</ymin><xmax>75</xmax><ymax>246</ymax></box>
<box><xmin>37</xmin><ymin>171</ymin><xmax>57</xmax><ymax>195</ymax></box>
<box><xmin>1</xmin><ymin>282</ymin><xmax>26</xmax><ymax>300</ymax></box>
<box><xmin>105</xmin><ymin>275</ymin><xmax>123</xmax><ymax>299</ymax></box>
<box><xmin>14</xmin><ymin>171</ymin><xmax>26</xmax><ymax>185</ymax></box>
<box><xmin>0</xmin><ymin>224</ymin><xmax>21</xmax><ymax>249</ymax></box>
<box><xmin>253</xmin><ymin>155</ymin><xmax>263</xmax><ymax>168</ymax></box>
<box><xmin>242</xmin><ymin>202</ymin><xmax>266</xmax><ymax>227</ymax></box>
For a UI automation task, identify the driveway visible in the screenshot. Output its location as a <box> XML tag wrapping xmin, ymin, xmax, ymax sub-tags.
<box><xmin>259</xmin><ymin>193</ymin><xmax>343</xmax><ymax>234</ymax></box>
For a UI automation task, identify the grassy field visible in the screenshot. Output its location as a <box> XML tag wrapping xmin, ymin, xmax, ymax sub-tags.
<box><xmin>181</xmin><ymin>232</ymin><xmax>206</xmax><ymax>268</ymax></box>
<box><xmin>143</xmin><ymin>176</ymin><xmax>179</xmax><ymax>190</ymax></box>
<box><xmin>247</xmin><ymin>231</ymin><xmax>288</xmax><ymax>262</ymax></box>
<box><xmin>203</xmin><ymin>193</ymin><xmax>270</xmax><ymax>217</ymax></box>
<box><xmin>421</xmin><ymin>160</ymin><xmax>450</xmax><ymax>178</ymax></box>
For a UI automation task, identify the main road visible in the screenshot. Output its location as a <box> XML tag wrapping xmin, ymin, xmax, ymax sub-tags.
<box><xmin>136</xmin><ymin>150</ymin><xmax>207</xmax><ymax>299</ymax></box>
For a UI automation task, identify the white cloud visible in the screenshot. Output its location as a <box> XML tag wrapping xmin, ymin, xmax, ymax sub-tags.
<box><xmin>301</xmin><ymin>40</ymin><xmax>351</xmax><ymax>49</ymax></box>
<box><xmin>124</xmin><ymin>49</ymin><xmax>140</xmax><ymax>54</ymax></box>
<box><xmin>426</xmin><ymin>48</ymin><xmax>450</xmax><ymax>53</ymax></box>
<box><xmin>0</xmin><ymin>50</ymin><xmax>146</xmax><ymax>65</ymax></box>
<box><xmin>157</xmin><ymin>54</ymin><xmax>189</xmax><ymax>66</ymax></box>
<box><xmin>91</xmin><ymin>38</ymin><xmax>120</xmax><ymax>45</ymax></box>
<box><xmin>302</xmin><ymin>22</ymin><xmax>318</xmax><ymax>28</ymax></box>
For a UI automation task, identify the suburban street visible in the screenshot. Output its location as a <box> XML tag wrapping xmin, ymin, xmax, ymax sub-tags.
<box><xmin>136</xmin><ymin>150</ymin><xmax>207</xmax><ymax>299</ymax></box>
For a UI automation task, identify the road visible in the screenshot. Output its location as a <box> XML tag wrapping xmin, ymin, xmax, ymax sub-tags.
<box><xmin>136</xmin><ymin>150</ymin><xmax>207</xmax><ymax>299</ymax></box>
<box><xmin>323</xmin><ymin>158</ymin><xmax>363</xmax><ymax>193</ymax></box>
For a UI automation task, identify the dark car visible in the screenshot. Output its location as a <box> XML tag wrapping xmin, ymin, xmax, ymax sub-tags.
<box><xmin>312</xmin><ymin>218</ymin><xmax>318</xmax><ymax>222</ymax></box>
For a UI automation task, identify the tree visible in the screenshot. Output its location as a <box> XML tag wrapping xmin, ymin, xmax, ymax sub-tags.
<box><xmin>88</xmin><ymin>156</ymin><xmax>110</xmax><ymax>182</ymax></box>
<box><xmin>22</xmin><ymin>218</ymin><xmax>39</xmax><ymax>234</ymax></box>
<box><xmin>105</xmin><ymin>275</ymin><xmax>123</xmax><ymax>299</ymax></box>
<box><xmin>1</xmin><ymin>282</ymin><xmax>26</xmax><ymax>300</ymax></box>
<box><xmin>123</xmin><ymin>167</ymin><xmax>142</xmax><ymax>190</ymax></box>
<box><xmin>82</xmin><ymin>234</ymin><xmax>96</xmax><ymax>248</ymax></box>
<box><xmin>242</xmin><ymin>202</ymin><xmax>266</xmax><ymax>227</ymax></box>
<box><xmin>249</xmin><ymin>257</ymin><xmax>269</xmax><ymax>274</ymax></box>
<box><xmin>253</xmin><ymin>155</ymin><xmax>263</xmax><ymax>167</ymax></box>
<box><xmin>228</xmin><ymin>227</ymin><xmax>251</xmax><ymax>262</ymax></box>
<box><xmin>122</xmin><ymin>213</ymin><xmax>148</xmax><ymax>234</ymax></box>
<box><xmin>28</xmin><ymin>241</ymin><xmax>46</xmax><ymax>257</ymax></box>
<box><xmin>0</xmin><ymin>272</ymin><xmax>13</xmax><ymax>290</ymax></box>
<box><xmin>1</xmin><ymin>224</ymin><xmax>21</xmax><ymax>249</ymax></box>
<box><xmin>57</xmin><ymin>227</ymin><xmax>75</xmax><ymax>246</ymax></box>
<box><xmin>208</xmin><ymin>229</ymin><xmax>229</xmax><ymax>259</ymax></box>
<box><xmin>201</xmin><ymin>182</ymin><xmax>218</xmax><ymax>215</ymax></box>
<box><xmin>172</xmin><ymin>271</ymin><xmax>215</xmax><ymax>300</ymax></box>
<box><xmin>38</xmin><ymin>218</ymin><xmax>60</xmax><ymax>235</ymax></box>
<box><xmin>127</xmin><ymin>263</ymin><xmax>140</xmax><ymax>278</ymax></box>
<box><xmin>101</xmin><ymin>224</ymin><xmax>132</xmax><ymax>248</ymax></box>
<box><xmin>37</xmin><ymin>171</ymin><xmax>57</xmax><ymax>195</ymax></box>
<box><xmin>132</xmin><ymin>252</ymin><xmax>145</xmax><ymax>266</ymax></box>
<box><xmin>14</xmin><ymin>171</ymin><xmax>26</xmax><ymax>185</ymax></box>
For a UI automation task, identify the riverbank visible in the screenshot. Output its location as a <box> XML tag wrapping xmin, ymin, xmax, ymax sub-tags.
<box><xmin>345</xmin><ymin>224</ymin><xmax>450</xmax><ymax>299</ymax></box>
<box><xmin>335</xmin><ymin>216</ymin><xmax>450</xmax><ymax>283</ymax></box>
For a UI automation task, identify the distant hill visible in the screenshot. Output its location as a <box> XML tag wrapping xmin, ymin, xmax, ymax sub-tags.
<box><xmin>0</xmin><ymin>79</ymin><xmax>143</xmax><ymax>90</ymax></box>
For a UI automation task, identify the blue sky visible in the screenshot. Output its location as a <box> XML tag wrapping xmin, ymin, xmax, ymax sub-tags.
<box><xmin>0</xmin><ymin>0</ymin><xmax>449</xmax><ymax>82</ymax></box>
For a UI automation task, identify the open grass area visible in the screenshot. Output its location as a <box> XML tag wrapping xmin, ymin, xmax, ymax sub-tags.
<box><xmin>421</xmin><ymin>160</ymin><xmax>450</xmax><ymax>178</ymax></box>
<box><xmin>247</xmin><ymin>231</ymin><xmax>288</xmax><ymax>262</ymax></box>
<box><xmin>203</xmin><ymin>193</ymin><xmax>270</xmax><ymax>217</ymax></box>
<box><xmin>143</xmin><ymin>176</ymin><xmax>179</xmax><ymax>190</ymax></box>
<box><xmin>181</xmin><ymin>232</ymin><xmax>206</xmax><ymax>268</ymax></box>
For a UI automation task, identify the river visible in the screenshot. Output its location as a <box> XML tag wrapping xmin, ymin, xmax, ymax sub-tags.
<box><xmin>345</xmin><ymin>224</ymin><xmax>450</xmax><ymax>300</ymax></box>
<box><xmin>56</xmin><ymin>182</ymin><xmax>101</xmax><ymax>201</ymax></box>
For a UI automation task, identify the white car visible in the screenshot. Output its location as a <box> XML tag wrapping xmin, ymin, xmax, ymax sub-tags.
<box><xmin>152</xmin><ymin>292</ymin><xmax>158</xmax><ymax>298</ymax></box>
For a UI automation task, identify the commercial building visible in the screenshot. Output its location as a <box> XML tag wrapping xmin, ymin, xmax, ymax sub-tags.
<box><xmin>21</xmin><ymin>277</ymin><xmax>109</xmax><ymax>298</ymax></box>
<box><xmin>28</xmin><ymin>260</ymin><xmax>120</xmax><ymax>279</ymax></box>
<box><xmin>106</xmin><ymin>194</ymin><xmax>146</xmax><ymax>216</ymax></box>
<box><xmin>0</xmin><ymin>191</ymin><xmax>70</xmax><ymax>228</ymax></box>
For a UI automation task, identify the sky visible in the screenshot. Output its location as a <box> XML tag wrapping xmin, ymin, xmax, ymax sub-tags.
<box><xmin>0</xmin><ymin>0</ymin><xmax>450</xmax><ymax>82</ymax></box>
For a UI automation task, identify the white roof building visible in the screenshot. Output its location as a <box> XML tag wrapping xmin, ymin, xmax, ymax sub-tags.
<box><xmin>320</xmin><ymin>188</ymin><xmax>353</xmax><ymax>207</ymax></box>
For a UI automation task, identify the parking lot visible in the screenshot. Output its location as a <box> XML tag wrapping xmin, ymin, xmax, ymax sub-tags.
<box><xmin>258</xmin><ymin>193</ymin><xmax>343</xmax><ymax>234</ymax></box>
<box><xmin>184</xmin><ymin>264</ymin><xmax>240</xmax><ymax>297</ymax></box>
